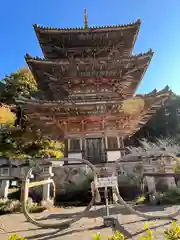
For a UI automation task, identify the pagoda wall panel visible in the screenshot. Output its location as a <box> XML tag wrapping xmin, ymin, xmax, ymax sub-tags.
<box><xmin>107</xmin><ymin>150</ymin><xmax>121</xmax><ymax>163</ymax></box>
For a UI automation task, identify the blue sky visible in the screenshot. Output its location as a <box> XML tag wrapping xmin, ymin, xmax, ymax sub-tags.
<box><xmin>1</xmin><ymin>0</ymin><xmax>180</xmax><ymax>94</ymax></box>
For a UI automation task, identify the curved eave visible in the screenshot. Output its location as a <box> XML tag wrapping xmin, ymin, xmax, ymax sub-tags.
<box><xmin>25</xmin><ymin>49</ymin><xmax>153</xmax><ymax>64</ymax></box>
<box><xmin>25</xmin><ymin>50</ymin><xmax>153</xmax><ymax>98</ymax></box>
<box><xmin>15</xmin><ymin>87</ymin><xmax>171</xmax><ymax>108</ymax></box>
<box><xmin>127</xmin><ymin>89</ymin><xmax>172</xmax><ymax>137</ymax></box>
<box><xmin>33</xmin><ymin>19</ymin><xmax>141</xmax><ymax>33</ymax></box>
<box><xmin>136</xmin><ymin>85</ymin><xmax>171</xmax><ymax>98</ymax></box>
<box><xmin>131</xmin><ymin>50</ymin><xmax>153</xmax><ymax>95</ymax></box>
<box><xmin>15</xmin><ymin>88</ymin><xmax>171</xmax><ymax>138</ymax></box>
<box><xmin>25</xmin><ymin>50</ymin><xmax>153</xmax><ymax>95</ymax></box>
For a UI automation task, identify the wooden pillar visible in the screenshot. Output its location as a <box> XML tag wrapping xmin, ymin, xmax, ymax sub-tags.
<box><xmin>103</xmin><ymin>137</ymin><xmax>107</xmax><ymax>163</ymax></box>
<box><xmin>117</xmin><ymin>136</ymin><xmax>120</xmax><ymax>148</ymax></box>
<box><xmin>64</xmin><ymin>139</ymin><xmax>69</xmax><ymax>165</ymax></box>
<box><xmin>105</xmin><ymin>136</ymin><xmax>108</xmax><ymax>149</ymax></box>
<box><xmin>84</xmin><ymin>137</ymin><xmax>87</xmax><ymax>159</ymax></box>
<box><xmin>64</xmin><ymin>139</ymin><xmax>68</xmax><ymax>157</ymax></box>
<box><xmin>101</xmin><ymin>136</ymin><xmax>106</xmax><ymax>163</ymax></box>
<box><xmin>120</xmin><ymin>136</ymin><xmax>125</xmax><ymax>157</ymax></box>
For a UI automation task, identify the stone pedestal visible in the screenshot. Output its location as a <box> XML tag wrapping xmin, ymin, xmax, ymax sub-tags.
<box><xmin>0</xmin><ymin>180</ymin><xmax>9</xmax><ymax>198</ymax></box>
<box><xmin>103</xmin><ymin>216</ymin><xmax>118</xmax><ymax>227</ymax></box>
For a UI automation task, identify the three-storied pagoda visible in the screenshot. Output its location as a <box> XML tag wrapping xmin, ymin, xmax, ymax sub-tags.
<box><xmin>16</xmin><ymin>10</ymin><xmax>171</xmax><ymax>164</ymax></box>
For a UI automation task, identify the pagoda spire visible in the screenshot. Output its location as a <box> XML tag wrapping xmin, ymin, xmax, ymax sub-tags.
<box><xmin>84</xmin><ymin>9</ymin><xmax>88</xmax><ymax>29</ymax></box>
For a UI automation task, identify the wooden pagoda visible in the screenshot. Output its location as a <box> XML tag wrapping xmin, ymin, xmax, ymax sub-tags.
<box><xmin>16</xmin><ymin>10</ymin><xmax>171</xmax><ymax>164</ymax></box>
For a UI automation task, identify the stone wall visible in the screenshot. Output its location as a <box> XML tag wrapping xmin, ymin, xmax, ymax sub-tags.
<box><xmin>0</xmin><ymin>152</ymin><xmax>178</xmax><ymax>200</ymax></box>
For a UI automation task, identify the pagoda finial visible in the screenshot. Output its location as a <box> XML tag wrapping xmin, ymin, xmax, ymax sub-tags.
<box><xmin>84</xmin><ymin>9</ymin><xmax>88</xmax><ymax>29</ymax></box>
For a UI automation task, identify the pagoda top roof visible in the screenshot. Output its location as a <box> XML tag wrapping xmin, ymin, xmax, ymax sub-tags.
<box><xmin>32</xmin><ymin>10</ymin><xmax>141</xmax><ymax>59</ymax></box>
<box><xmin>33</xmin><ymin>19</ymin><xmax>141</xmax><ymax>33</ymax></box>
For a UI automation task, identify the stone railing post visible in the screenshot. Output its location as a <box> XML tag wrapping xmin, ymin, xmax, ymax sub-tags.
<box><xmin>20</xmin><ymin>179</ymin><xmax>30</xmax><ymax>202</ymax></box>
<box><xmin>143</xmin><ymin>164</ymin><xmax>158</xmax><ymax>204</ymax></box>
<box><xmin>0</xmin><ymin>180</ymin><xmax>10</xmax><ymax>199</ymax></box>
<box><xmin>164</xmin><ymin>164</ymin><xmax>176</xmax><ymax>188</ymax></box>
<box><xmin>0</xmin><ymin>164</ymin><xmax>10</xmax><ymax>199</ymax></box>
<box><xmin>40</xmin><ymin>162</ymin><xmax>54</xmax><ymax>204</ymax></box>
<box><xmin>143</xmin><ymin>165</ymin><xmax>157</xmax><ymax>194</ymax></box>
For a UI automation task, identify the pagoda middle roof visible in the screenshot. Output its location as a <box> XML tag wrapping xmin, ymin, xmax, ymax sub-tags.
<box><xmin>25</xmin><ymin>50</ymin><xmax>153</xmax><ymax>80</ymax></box>
<box><xmin>25</xmin><ymin>50</ymin><xmax>153</xmax><ymax>101</ymax></box>
<box><xmin>25</xmin><ymin>50</ymin><xmax>152</xmax><ymax>64</ymax></box>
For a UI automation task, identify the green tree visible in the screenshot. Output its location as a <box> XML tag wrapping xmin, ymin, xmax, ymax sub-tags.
<box><xmin>0</xmin><ymin>67</ymin><xmax>37</xmax><ymax>104</ymax></box>
<box><xmin>129</xmin><ymin>95</ymin><xmax>180</xmax><ymax>144</ymax></box>
<box><xmin>0</xmin><ymin>123</ymin><xmax>64</xmax><ymax>159</ymax></box>
<box><xmin>0</xmin><ymin>68</ymin><xmax>64</xmax><ymax>159</ymax></box>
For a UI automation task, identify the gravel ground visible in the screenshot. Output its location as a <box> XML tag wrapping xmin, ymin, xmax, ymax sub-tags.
<box><xmin>0</xmin><ymin>205</ymin><xmax>179</xmax><ymax>240</ymax></box>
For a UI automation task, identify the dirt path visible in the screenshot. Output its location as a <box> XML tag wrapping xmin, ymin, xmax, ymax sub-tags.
<box><xmin>0</xmin><ymin>205</ymin><xmax>179</xmax><ymax>240</ymax></box>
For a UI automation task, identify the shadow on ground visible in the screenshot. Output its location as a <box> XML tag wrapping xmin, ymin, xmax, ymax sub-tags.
<box><xmin>113</xmin><ymin>220</ymin><xmax>171</xmax><ymax>239</ymax></box>
<box><xmin>23</xmin><ymin>220</ymin><xmax>172</xmax><ymax>240</ymax></box>
<box><xmin>36</xmin><ymin>205</ymin><xmax>168</xmax><ymax>221</ymax></box>
<box><xmin>2</xmin><ymin>205</ymin><xmax>178</xmax><ymax>240</ymax></box>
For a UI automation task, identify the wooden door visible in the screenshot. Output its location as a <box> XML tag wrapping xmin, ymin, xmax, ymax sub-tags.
<box><xmin>85</xmin><ymin>138</ymin><xmax>104</xmax><ymax>164</ymax></box>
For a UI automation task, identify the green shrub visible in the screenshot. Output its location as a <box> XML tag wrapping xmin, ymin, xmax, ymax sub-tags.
<box><xmin>0</xmin><ymin>199</ymin><xmax>20</xmax><ymax>214</ymax></box>
<box><xmin>159</xmin><ymin>187</ymin><xmax>180</xmax><ymax>205</ymax></box>
<box><xmin>90</xmin><ymin>221</ymin><xmax>180</xmax><ymax>240</ymax></box>
<box><xmin>28</xmin><ymin>205</ymin><xmax>46</xmax><ymax>213</ymax></box>
<box><xmin>139</xmin><ymin>222</ymin><xmax>153</xmax><ymax>240</ymax></box>
<box><xmin>135</xmin><ymin>187</ymin><xmax>180</xmax><ymax>206</ymax></box>
<box><xmin>7</xmin><ymin>221</ymin><xmax>180</xmax><ymax>240</ymax></box>
<box><xmin>108</xmin><ymin>231</ymin><xmax>126</xmax><ymax>240</ymax></box>
<box><xmin>135</xmin><ymin>195</ymin><xmax>147</xmax><ymax>205</ymax></box>
<box><xmin>92</xmin><ymin>233</ymin><xmax>101</xmax><ymax>240</ymax></box>
<box><xmin>164</xmin><ymin>221</ymin><xmax>180</xmax><ymax>240</ymax></box>
<box><xmin>8</xmin><ymin>234</ymin><xmax>24</xmax><ymax>240</ymax></box>
<box><xmin>0</xmin><ymin>198</ymin><xmax>46</xmax><ymax>215</ymax></box>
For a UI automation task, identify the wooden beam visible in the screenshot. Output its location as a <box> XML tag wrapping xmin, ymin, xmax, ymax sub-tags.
<box><xmin>27</xmin><ymin>179</ymin><xmax>53</xmax><ymax>188</ymax></box>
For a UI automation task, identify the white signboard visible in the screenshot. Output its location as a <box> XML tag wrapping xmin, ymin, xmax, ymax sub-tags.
<box><xmin>95</xmin><ymin>176</ymin><xmax>118</xmax><ymax>188</ymax></box>
<box><xmin>11</xmin><ymin>181</ymin><xmax>17</xmax><ymax>186</ymax></box>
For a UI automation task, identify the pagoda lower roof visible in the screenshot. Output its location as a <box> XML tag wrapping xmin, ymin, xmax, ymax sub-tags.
<box><xmin>16</xmin><ymin>86</ymin><xmax>170</xmax><ymax>117</ymax></box>
<box><xmin>15</xmin><ymin>87</ymin><xmax>171</xmax><ymax>137</ymax></box>
<box><xmin>25</xmin><ymin>51</ymin><xmax>153</xmax><ymax>101</ymax></box>
<box><xmin>33</xmin><ymin>19</ymin><xmax>141</xmax><ymax>59</ymax></box>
